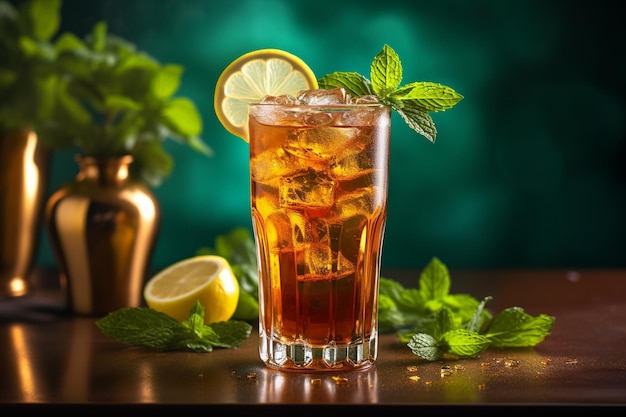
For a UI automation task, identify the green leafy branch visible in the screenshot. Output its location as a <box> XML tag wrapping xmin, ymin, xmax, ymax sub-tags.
<box><xmin>379</xmin><ymin>257</ymin><xmax>555</xmax><ymax>361</ymax></box>
<box><xmin>318</xmin><ymin>44</ymin><xmax>464</xmax><ymax>143</ymax></box>
<box><xmin>2</xmin><ymin>0</ymin><xmax>213</xmax><ymax>187</ymax></box>
<box><xmin>0</xmin><ymin>0</ymin><xmax>61</xmax><ymax>130</ymax></box>
<box><xmin>42</xmin><ymin>20</ymin><xmax>213</xmax><ymax>187</ymax></box>
<box><xmin>96</xmin><ymin>300</ymin><xmax>252</xmax><ymax>352</ymax></box>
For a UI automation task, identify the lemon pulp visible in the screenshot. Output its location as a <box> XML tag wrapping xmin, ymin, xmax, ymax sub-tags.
<box><xmin>214</xmin><ymin>48</ymin><xmax>318</xmax><ymax>141</ymax></box>
<box><xmin>143</xmin><ymin>255</ymin><xmax>239</xmax><ymax>324</ymax></box>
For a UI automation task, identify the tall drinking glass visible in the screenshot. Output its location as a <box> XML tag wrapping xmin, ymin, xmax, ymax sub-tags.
<box><xmin>248</xmin><ymin>91</ymin><xmax>391</xmax><ymax>371</ymax></box>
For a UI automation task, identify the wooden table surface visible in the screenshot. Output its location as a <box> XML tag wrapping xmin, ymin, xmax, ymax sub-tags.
<box><xmin>1</xmin><ymin>267</ymin><xmax>625</xmax><ymax>415</ymax></box>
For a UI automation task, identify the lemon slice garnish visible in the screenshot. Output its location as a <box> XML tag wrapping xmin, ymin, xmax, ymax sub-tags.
<box><xmin>143</xmin><ymin>255</ymin><xmax>240</xmax><ymax>324</ymax></box>
<box><xmin>214</xmin><ymin>48</ymin><xmax>318</xmax><ymax>142</ymax></box>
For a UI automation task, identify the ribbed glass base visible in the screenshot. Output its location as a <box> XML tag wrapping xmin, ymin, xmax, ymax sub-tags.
<box><xmin>259</xmin><ymin>331</ymin><xmax>378</xmax><ymax>372</ymax></box>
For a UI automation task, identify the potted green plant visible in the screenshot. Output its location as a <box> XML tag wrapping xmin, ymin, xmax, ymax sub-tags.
<box><xmin>43</xmin><ymin>17</ymin><xmax>213</xmax><ymax>315</ymax></box>
<box><xmin>0</xmin><ymin>0</ymin><xmax>60</xmax><ymax>297</ymax></box>
<box><xmin>43</xmin><ymin>19</ymin><xmax>213</xmax><ymax>186</ymax></box>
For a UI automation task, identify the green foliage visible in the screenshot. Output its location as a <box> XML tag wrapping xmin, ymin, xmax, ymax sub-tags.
<box><xmin>96</xmin><ymin>300</ymin><xmax>252</xmax><ymax>352</ymax></box>
<box><xmin>318</xmin><ymin>44</ymin><xmax>464</xmax><ymax>143</ymax></box>
<box><xmin>380</xmin><ymin>257</ymin><xmax>555</xmax><ymax>361</ymax></box>
<box><xmin>0</xmin><ymin>0</ymin><xmax>213</xmax><ymax>187</ymax></box>
<box><xmin>42</xmin><ymin>20</ymin><xmax>213</xmax><ymax>187</ymax></box>
<box><xmin>0</xmin><ymin>0</ymin><xmax>61</xmax><ymax>130</ymax></box>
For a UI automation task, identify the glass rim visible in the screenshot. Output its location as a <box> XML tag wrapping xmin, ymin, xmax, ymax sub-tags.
<box><xmin>248</xmin><ymin>102</ymin><xmax>389</xmax><ymax>111</ymax></box>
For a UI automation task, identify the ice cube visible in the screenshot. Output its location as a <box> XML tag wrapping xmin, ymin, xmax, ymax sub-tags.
<box><xmin>303</xmin><ymin>243</ymin><xmax>333</xmax><ymax>277</ymax></box>
<box><xmin>296</xmin><ymin>88</ymin><xmax>348</xmax><ymax>105</ymax></box>
<box><xmin>347</xmin><ymin>95</ymin><xmax>379</xmax><ymax>105</ymax></box>
<box><xmin>260</xmin><ymin>94</ymin><xmax>297</xmax><ymax>105</ymax></box>
<box><xmin>251</xmin><ymin>147</ymin><xmax>301</xmax><ymax>184</ymax></box>
<box><xmin>264</xmin><ymin>211</ymin><xmax>294</xmax><ymax>251</ymax></box>
<box><xmin>300</xmin><ymin>243</ymin><xmax>355</xmax><ymax>279</ymax></box>
<box><xmin>279</xmin><ymin>168</ymin><xmax>335</xmax><ymax>209</ymax></box>
<box><xmin>337</xmin><ymin>214</ymin><xmax>368</xmax><ymax>265</ymax></box>
<box><xmin>333</xmin><ymin>187</ymin><xmax>377</xmax><ymax>220</ymax></box>
<box><xmin>285</xmin><ymin>126</ymin><xmax>360</xmax><ymax>161</ymax></box>
<box><xmin>330</xmin><ymin>138</ymin><xmax>373</xmax><ymax>180</ymax></box>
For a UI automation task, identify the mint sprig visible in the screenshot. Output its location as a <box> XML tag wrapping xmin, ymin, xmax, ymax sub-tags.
<box><xmin>318</xmin><ymin>44</ymin><xmax>463</xmax><ymax>142</ymax></box>
<box><xmin>379</xmin><ymin>257</ymin><xmax>555</xmax><ymax>361</ymax></box>
<box><xmin>96</xmin><ymin>301</ymin><xmax>252</xmax><ymax>352</ymax></box>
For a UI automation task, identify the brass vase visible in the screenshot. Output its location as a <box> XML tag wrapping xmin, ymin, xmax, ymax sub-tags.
<box><xmin>0</xmin><ymin>128</ymin><xmax>49</xmax><ymax>298</ymax></box>
<box><xmin>45</xmin><ymin>155</ymin><xmax>161</xmax><ymax>315</ymax></box>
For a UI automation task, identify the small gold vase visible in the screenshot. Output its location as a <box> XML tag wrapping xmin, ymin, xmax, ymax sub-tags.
<box><xmin>44</xmin><ymin>155</ymin><xmax>161</xmax><ymax>315</ymax></box>
<box><xmin>0</xmin><ymin>128</ymin><xmax>50</xmax><ymax>298</ymax></box>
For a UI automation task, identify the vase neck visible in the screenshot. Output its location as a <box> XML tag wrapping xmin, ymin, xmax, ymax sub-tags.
<box><xmin>75</xmin><ymin>155</ymin><xmax>133</xmax><ymax>186</ymax></box>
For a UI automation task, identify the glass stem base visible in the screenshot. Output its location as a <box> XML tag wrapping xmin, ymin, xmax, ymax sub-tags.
<box><xmin>259</xmin><ymin>331</ymin><xmax>378</xmax><ymax>372</ymax></box>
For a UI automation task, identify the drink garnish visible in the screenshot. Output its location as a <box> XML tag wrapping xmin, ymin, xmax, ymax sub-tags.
<box><xmin>378</xmin><ymin>257</ymin><xmax>555</xmax><ymax>361</ymax></box>
<box><xmin>318</xmin><ymin>44</ymin><xmax>463</xmax><ymax>143</ymax></box>
<box><xmin>96</xmin><ymin>301</ymin><xmax>252</xmax><ymax>352</ymax></box>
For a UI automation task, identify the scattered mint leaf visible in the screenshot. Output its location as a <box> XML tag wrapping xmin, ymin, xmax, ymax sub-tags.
<box><xmin>419</xmin><ymin>256</ymin><xmax>451</xmax><ymax>301</ymax></box>
<box><xmin>465</xmin><ymin>296</ymin><xmax>493</xmax><ymax>333</ymax></box>
<box><xmin>96</xmin><ymin>300</ymin><xmax>252</xmax><ymax>352</ymax></box>
<box><xmin>407</xmin><ymin>333</ymin><xmax>442</xmax><ymax>361</ymax></box>
<box><xmin>485</xmin><ymin>307</ymin><xmax>555</xmax><ymax>348</ymax></box>
<box><xmin>379</xmin><ymin>257</ymin><xmax>555</xmax><ymax>361</ymax></box>
<box><xmin>442</xmin><ymin>329</ymin><xmax>491</xmax><ymax>358</ymax></box>
<box><xmin>95</xmin><ymin>306</ymin><xmax>184</xmax><ymax>350</ymax></box>
<box><xmin>318</xmin><ymin>44</ymin><xmax>463</xmax><ymax>143</ymax></box>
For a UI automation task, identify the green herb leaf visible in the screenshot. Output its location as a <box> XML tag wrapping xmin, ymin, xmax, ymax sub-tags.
<box><xmin>23</xmin><ymin>0</ymin><xmax>60</xmax><ymax>42</ymax></box>
<box><xmin>392</xmin><ymin>102</ymin><xmax>438</xmax><ymax>143</ymax></box>
<box><xmin>442</xmin><ymin>329</ymin><xmax>491</xmax><ymax>358</ymax></box>
<box><xmin>317</xmin><ymin>71</ymin><xmax>373</xmax><ymax>97</ymax></box>
<box><xmin>371</xmin><ymin>44</ymin><xmax>402</xmax><ymax>97</ymax></box>
<box><xmin>380</xmin><ymin>256</ymin><xmax>555</xmax><ymax>361</ymax></box>
<box><xmin>407</xmin><ymin>333</ymin><xmax>442</xmax><ymax>361</ymax></box>
<box><xmin>152</xmin><ymin>64</ymin><xmax>183</xmax><ymax>100</ymax></box>
<box><xmin>161</xmin><ymin>97</ymin><xmax>203</xmax><ymax>137</ymax></box>
<box><xmin>485</xmin><ymin>307</ymin><xmax>555</xmax><ymax>347</ymax></box>
<box><xmin>96</xmin><ymin>300</ymin><xmax>253</xmax><ymax>352</ymax></box>
<box><xmin>391</xmin><ymin>82</ymin><xmax>464</xmax><ymax>112</ymax></box>
<box><xmin>419</xmin><ymin>257</ymin><xmax>451</xmax><ymax>301</ymax></box>
<box><xmin>318</xmin><ymin>44</ymin><xmax>463</xmax><ymax>142</ymax></box>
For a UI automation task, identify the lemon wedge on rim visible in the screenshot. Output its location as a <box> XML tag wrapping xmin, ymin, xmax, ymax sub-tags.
<box><xmin>214</xmin><ymin>48</ymin><xmax>318</xmax><ymax>141</ymax></box>
<box><xmin>143</xmin><ymin>255</ymin><xmax>240</xmax><ymax>324</ymax></box>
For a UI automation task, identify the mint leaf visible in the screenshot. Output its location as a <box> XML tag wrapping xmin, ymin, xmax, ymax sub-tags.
<box><xmin>95</xmin><ymin>307</ymin><xmax>189</xmax><ymax>350</ymax></box>
<box><xmin>465</xmin><ymin>296</ymin><xmax>493</xmax><ymax>333</ymax></box>
<box><xmin>442</xmin><ymin>329</ymin><xmax>491</xmax><ymax>358</ymax></box>
<box><xmin>485</xmin><ymin>307</ymin><xmax>555</xmax><ymax>348</ymax></box>
<box><xmin>391</xmin><ymin>82</ymin><xmax>463</xmax><ymax>112</ymax></box>
<box><xmin>318</xmin><ymin>44</ymin><xmax>463</xmax><ymax>142</ymax></box>
<box><xmin>208</xmin><ymin>320</ymin><xmax>254</xmax><ymax>348</ymax></box>
<box><xmin>371</xmin><ymin>44</ymin><xmax>402</xmax><ymax>97</ymax></box>
<box><xmin>316</xmin><ymin>71</ymin><xmax>373</xmax><ymax>97</ymax></box>
<box><xmin>407</xmin><ymin>333</ymin><xmax>442</xmax><ymax>361</ymax></box>
<box><xmin>378</xmin><ymin>293</ymin><xmax>407</xmax><ymax>334</ymax></box>
<box><xmin>392</xmin><ymin>102</ymin><xmax>437</xmax><ymax>142</ymax></box>
<box><xmin>379</xmin><ymin>257</ymin><xmax>555</xmax><ymax>361</ymax></box>
<box><xmin>419</xmin><ymin>257</ymin><xmax>451</xmax><ymax>301</ymax></box>
<box><xmin>96</xmin><ymin>301</ymin><xmax>253</xmax><ymax>352</ymax></box>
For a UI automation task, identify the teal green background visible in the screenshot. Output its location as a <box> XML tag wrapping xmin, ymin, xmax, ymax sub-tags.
<box><xmin>33</xmin><ymin>0</ymin><xmax>625</xmax><ymax>270</ymax></box>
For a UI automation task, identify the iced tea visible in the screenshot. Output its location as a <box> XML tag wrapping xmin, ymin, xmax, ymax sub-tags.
<box><xmin>249</xmin><ymin>90</ymin><xmax>390</xmax><ymax>371</ymax></box>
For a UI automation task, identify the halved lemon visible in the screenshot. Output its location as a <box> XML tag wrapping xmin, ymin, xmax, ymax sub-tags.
<box><xmin>143</xmin><ymin>255</ymin><xmax>240</xmax><ymax>324</ymax></box>
<box><xmin>214</xmin><ymin>48</ymin><xmax>318</xmax><ymax>142</ymax></box>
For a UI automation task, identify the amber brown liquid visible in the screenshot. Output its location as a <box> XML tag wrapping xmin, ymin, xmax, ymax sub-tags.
<box><xmin>249</xmin><ymin>105</ymin><xmax>390</xmax><ymax>350</ymax></box>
